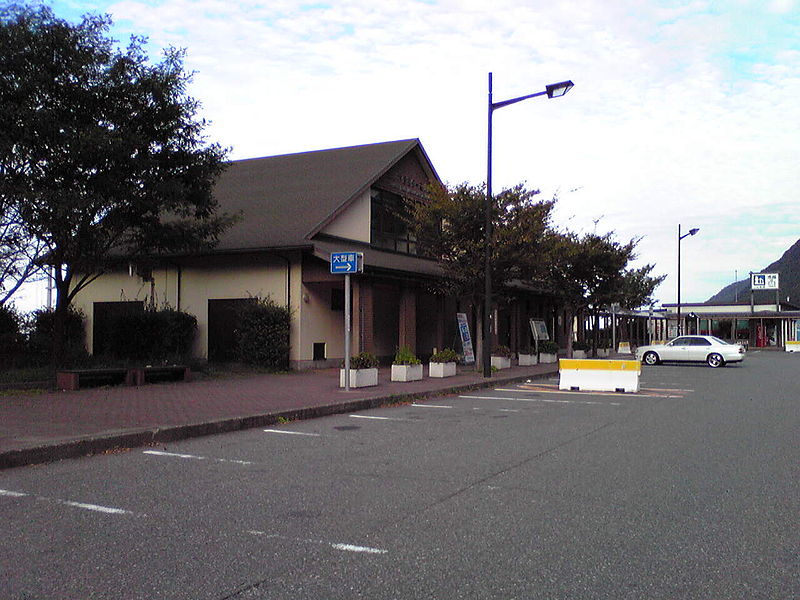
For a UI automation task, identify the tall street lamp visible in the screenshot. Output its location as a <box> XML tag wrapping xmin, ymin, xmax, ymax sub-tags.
<box><xmin>676</xmin><ymin>224</ymin><xmax>699</xmax><ymax>336</ymax></box>
<box><xmin>484</xmin><ymin>73</ymin><xmax>574</xmax><ymax>377</ymax></box>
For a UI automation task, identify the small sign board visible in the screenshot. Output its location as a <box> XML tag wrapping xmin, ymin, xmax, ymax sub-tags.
<box><xmin>529</xmin><ymin>319</ymin><xmax>549</xmax><ymax>341</ymax></box>
<box><xmin>330</xmin><ymin>252</ymin><xmax>363</xmax><ymax>274</ymax></box>
<box><xmin>751</xmin><ymin>272</ymin><xmax>779</xmax><ymax>290</ymax></box>
<box><xmin>456</xmin><ymin>313</ymin><xmax>475</xmax><ymax>364</ymax></box>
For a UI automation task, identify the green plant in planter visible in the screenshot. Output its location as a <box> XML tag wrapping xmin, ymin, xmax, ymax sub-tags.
<box><xmin>346</xmin><ymin>352</ymin><xmax>378</xmax><ymax>369</ymax></box>
<box><xmin>573</xmin><ymin>341</ymin><xmax>590</xmax><ymax>351</ymax></box>
<box><xmin>430</xmin><ymin>348</ymin><xmax>459</xmax><ymax>363</ymax></box>
<box><xmin>491</xmin><ymin>345</ymin><xmax>513</xmax><ymax>358</ymax></box>
<box><xmin>393</xmin><ymin>346</ymin><xmax>421</xmax><ymax>365</ymax></box>
<box><xmin>538</xmin><ymin>340</ymin><xmax>559</xmax><ymax>354</ymax></box>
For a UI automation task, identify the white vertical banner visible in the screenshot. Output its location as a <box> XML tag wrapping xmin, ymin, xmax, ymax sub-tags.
<box><xmin>456</xmin><ymin>313</ymin><xmax>475</xmax><ymax>364</ymax></box>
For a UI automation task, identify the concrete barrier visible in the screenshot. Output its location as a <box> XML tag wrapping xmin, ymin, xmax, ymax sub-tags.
<box><xmin>785</xmin><ymin>341</ymin><xmax>800</xmax><ymax>352</ymax></box>
<box><xmin>559</xmin><ymin>359</ymin><xmax>640</xmax><ymax>393</ymax></box>
<box><xmin>617</xmin><ymin>341</ymin><xmax>632</xmax><ymax>354</ymax></box>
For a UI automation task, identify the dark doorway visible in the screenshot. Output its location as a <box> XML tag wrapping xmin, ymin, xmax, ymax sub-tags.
<box><xmin>208</xmin><ymin>298</ymin><xmax>251</xmax><ymax>362</ymax></box>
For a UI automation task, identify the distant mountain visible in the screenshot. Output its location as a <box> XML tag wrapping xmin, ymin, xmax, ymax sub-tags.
<box><xmin>708</xmin><ymin>238</ymin><xmax>800</xmax><ymax>305</ymax></box>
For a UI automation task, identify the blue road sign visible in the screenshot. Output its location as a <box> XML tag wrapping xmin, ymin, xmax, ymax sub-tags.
<box><xmin>330</xmin><ymin>252</ymin><xmax>362</xmax><ymax>274</ymax></box>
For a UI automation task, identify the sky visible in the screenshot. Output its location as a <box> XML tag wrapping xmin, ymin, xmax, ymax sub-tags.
<box><xmin>14</xmin><ymin>0</ymin><xmax>800</xmax><ymax>311</ymax></box>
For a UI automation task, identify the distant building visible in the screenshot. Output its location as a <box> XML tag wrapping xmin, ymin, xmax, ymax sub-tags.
<box><xmin>662</xmin><ymin>300</ymin><xmax>800</xmax><ymax>348</ymax></box>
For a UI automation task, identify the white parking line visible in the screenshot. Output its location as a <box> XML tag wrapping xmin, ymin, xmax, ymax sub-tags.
<box><xmin>1</xmin><ymin>489</ymin><xmax>136</xmax><ymax>516</ymax></box>
<box><xmin>60</xmin><ymin>501</ymin><xmax>133</xmax><ymax>515</ymax></box>
<box><xmin>411</xmin><ymin>403</ymin><xmax>453</xmax><ymax>409</ymax></box>
<box><xmin>349</xmin><ymin>414</ymin><xmax>406</xmax><ymax>421</ymax></box>
<box><xmin>460</xmin><ymin>394</ymin><xmax>621</xmax><ymax>406</ymax></box>
<box><xmin>248</xmin><ymin>530</ymin><xmax>387</xmax><ymax>555</ymax></box>
<box><xmin>143</xmin><ymin>450</ymin><xmax>254</xmax><ymax>465</ymax></box>
<box><xmin>263</xmin><ymin>429</ymin><xmax>321</xmax><ymax>437</ymax></box>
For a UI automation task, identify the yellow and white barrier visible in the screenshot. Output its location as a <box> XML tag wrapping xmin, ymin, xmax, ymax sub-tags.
<box><xmin>785</xmin><ymin>341</ymin><xmax>800</xmax><ymax>352</ymax></box>
<box><xmin>617</xmin><ymin>341</ymin><xmax>632</xmax><ymax>354</ymax></box>
<box><xmin>559</xmin><ymin>359</ymin><xmax>640</xmax><ymax>393</ymax></box>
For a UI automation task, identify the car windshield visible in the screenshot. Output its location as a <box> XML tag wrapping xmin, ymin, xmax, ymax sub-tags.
<box><xmin>709</xmin><ymin>336</ymin><xmax>730</xmax><ymax>345</ymax></box>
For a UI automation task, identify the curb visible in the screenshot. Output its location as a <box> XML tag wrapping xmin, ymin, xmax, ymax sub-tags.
<box><xmin>0</xmin><ymin>369</ymin><xmax>557</xmax><ymax>470</ymax></box>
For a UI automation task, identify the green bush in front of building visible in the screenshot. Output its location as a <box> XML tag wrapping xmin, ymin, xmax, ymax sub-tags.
<box><xmin>234</xmin><ymin>297</ymin><xmax>291</xmax><ymax>370</ymax></box>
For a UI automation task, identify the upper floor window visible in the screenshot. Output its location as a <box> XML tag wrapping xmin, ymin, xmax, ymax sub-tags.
<box><xmin>370</xmin><ymin>188</ymin><xmax>417</xmax><ymax>255</ymax></box>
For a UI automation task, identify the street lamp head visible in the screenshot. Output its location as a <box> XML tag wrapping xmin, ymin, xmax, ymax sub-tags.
<box><xmin>546</xmin><ymin>80</ymin><xmax>574</xmax><ymax>98</ymax></box>
<box><xmin>688</xmin><ymin>228</ymin><xmax>699</xmax><ymax>236</ymax></box>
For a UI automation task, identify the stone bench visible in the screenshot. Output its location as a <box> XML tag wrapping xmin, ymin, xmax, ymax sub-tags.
<box><xmin>57</xmin><ymin>365</ymin><xmax>191</xmax><ymax>390</ymax></box>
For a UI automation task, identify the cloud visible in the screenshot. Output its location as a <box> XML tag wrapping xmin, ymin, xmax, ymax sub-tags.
<box><xmin>34</xmin><ymin>0</ymin><xmax>800</xmax><ymax>309</ymax></box>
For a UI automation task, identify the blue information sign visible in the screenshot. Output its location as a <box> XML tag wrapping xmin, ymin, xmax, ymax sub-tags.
<box><xmin>330</xmin><ymin>252</ymin><xmax>363</xmax><ymax>274</ymax></box>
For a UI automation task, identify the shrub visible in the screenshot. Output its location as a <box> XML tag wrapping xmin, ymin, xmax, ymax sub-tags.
<box><xmin>234</xmin><ymin>297</ymin><xmax>291</xmax><ymax>370</ymax></box>
<box><xmin>393</xmin><ymin>346</ymin><xmax>421</xmax><ymax>365</ymax></box>
<box><xmin>490</xmin><ymin>344</ymin><xmax>513</xmax><ymax>358</ymax></box>
<box><xmin>26</xmin><ymin>307</ymin><xmax>88</xmax><ymax>366</ymax></box>
<box><xmin>573</xmin><ymin>340</ymin><xmax>590</xmax><ymax>351</ymax></box>
<box><xmin>0</xmin><ymin>304</ymin><xmax>24</xmax><ymax>367</ymax></box>
<box><xmin>107</xmin><ymin>308</ymin><xmax>197</xmax><ymax>362</ymax></box>
<box><xmin>430</xmin><ymin>348</ymin><xmax>459</xmax><ymax>363</ymax></box>
<box><xmin>538</xmin><ymin>340</ymin><xmax>559</xmax><ymax>354</ymax></box>
<box><xmin>348</xmin><ymin>351</ymin><xmax>378</xmax><ymax>369</ymax></box>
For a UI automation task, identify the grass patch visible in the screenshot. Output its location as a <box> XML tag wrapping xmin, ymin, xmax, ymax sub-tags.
<box><xmin>0</xmin><ymin>366</ymin><xmax>52</xmax><ymax>384</ymax></box>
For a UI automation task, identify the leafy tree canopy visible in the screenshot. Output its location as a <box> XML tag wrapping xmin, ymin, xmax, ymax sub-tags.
<box><xmin>547</xmin><ymin>230</ymin><xmax>664</xmax><ymax>313</ymax></box>
<box><xmin>0</xmin><ymin>4</ymin><xmax>233</xmax><ymax>361</ymax></box>
<box><xmin>410</xmin><ymin>181</ymin><xmax>555</xmax><ymax>304</ymax></box>
<box><xmin>0</xmin><ymin>4</ymin><xmax>232</xmax><ymax>304</ymax></box>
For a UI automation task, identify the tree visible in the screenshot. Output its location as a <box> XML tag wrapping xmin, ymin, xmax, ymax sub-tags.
<box><xmin>0</xmin><ymin>199</ymin><xmax>46</xmax><ymax>305</ymax></box>
<box><xmin>410</xmin><ymin>182</ymin><xmax>555</xmax><ymax>366</ymax></box>
<box><xmin>547</xmin><ymin>231</ymin><xmax>664</xmax><ymax>356</ymax></box>
<box><xmin>0</xmin><ymin>5</ymin><xmax>232</xmax><ymax>364</ymax></box>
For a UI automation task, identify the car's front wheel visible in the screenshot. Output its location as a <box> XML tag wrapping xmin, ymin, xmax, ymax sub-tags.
<box><xmin>707</xmin><ymin>353</ymin><xmax>725</xmax><ymax>368</ymax></box>
<box><xmin>642</xmin><ymin>351</ymin><xmax>660</xmax><ymax>366</ymax></box>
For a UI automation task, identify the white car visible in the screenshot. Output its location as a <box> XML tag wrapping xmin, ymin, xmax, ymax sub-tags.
<box><xmin>636</xmin><ymin>335</ymin><xmax>745</xmax><ymax>368</ymax></box>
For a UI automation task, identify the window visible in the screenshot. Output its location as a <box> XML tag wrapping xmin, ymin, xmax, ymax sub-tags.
<box><xmin>370</xmin><ymin>188</ymin><xmax>417</xmax><ymax>254</ymax></box>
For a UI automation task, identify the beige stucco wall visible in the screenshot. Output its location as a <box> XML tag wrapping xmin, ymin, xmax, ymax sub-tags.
<box><xmin>320</xmin><ymin>189</ymin><xmax>370</xmax><ymax>242</ymax></box>
<box><xmin>72</xmin><ymin>253</ymin><xmax>310</xmax><ymax>361</ymax></box>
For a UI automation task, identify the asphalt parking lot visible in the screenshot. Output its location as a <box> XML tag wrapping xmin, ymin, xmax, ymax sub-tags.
<box><xmin>2</xmin><ymin>351</ymin><xmax>798</xmax><ymax>599</ymax></box>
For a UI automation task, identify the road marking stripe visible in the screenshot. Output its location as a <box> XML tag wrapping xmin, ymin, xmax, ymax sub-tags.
<box><xmin>1</xmin><ymin>489</ymin><xmax>135</xmax><ymax>515</ymax></box>
<box><xmin>331</xmin><ymin>543</ymin><xmax>387</xmax><ymax>554</ymax></box>
<box><xmin>263</xmin><ymin>429</ymin><xmax>321</xmax><ymax>437</ymax></box>
<box><xmin>349</xmin><ymin>414</ymin><xmax>399</xmax><ymax>421</ymax></box>
<box><xmin>472</xmin><ymin>407</ymin><xmax>520</xmax><ymax>413</ymax></box>
<box><xmin>143</xmin><ymin>450</ymin><xmax>254</xmax><ymax>465</ymax></box>
<box><xmin>248</xmin><ymin>531</ymin><xmax>387</xmax><ymax>555</ymax></box>
<box><xmin>460</xmin><ymin>394</ymin><xmax>621</xmax><ymax>406</ymax></box>
<box><xmin>61</xmin><ymin>501</ymin><xmax>133</xmax><ymax>515</ymax></box>
<box><xmin>411</xmin><ymin>403</ymin><xmax>453</xmax><ymax>409</ymax></box>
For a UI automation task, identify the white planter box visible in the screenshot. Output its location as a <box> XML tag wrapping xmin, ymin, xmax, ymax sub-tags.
<box><xmin>598</xmin><ymin>348</ymin><xmax>610</xmax><ymax>357</ymax></box>
<box><xmin>429</xmin><ymin>361</ymin><xmax>457</xmax><ymax>378</ymax></box>
<box><xmin>573</xmin><ymin>350</ymin><xmax>587</xmax><ymax>359</ymax></box>
<box><xmin>518</xmin><ymin>353</ymin><xmax>538</xmax><ymax>366</ymax></box>
<box><xmin>539</xmin><ymin>353</ymin><xmax>557</xmax><ymax>364</ymax></box>
<box><xmin>339</xmin><ymin>368</ymin><xmax>378</xmax><ymax>388</ymax></box>
<box><xmin>491</xmin><ymin>356</ymin><xmax>511</xmax><ymax>370</ymax></box>
<box><xmin>391</xmin><ymin>364</ymin><xmax>424</xmax><ymax>382</ymax></box>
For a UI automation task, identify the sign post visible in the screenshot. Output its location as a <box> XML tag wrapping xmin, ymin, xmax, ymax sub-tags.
<box><xmin>330</xmin><ymin>252</ymin><xmax>363</xmax><ymax>391</ymax></box>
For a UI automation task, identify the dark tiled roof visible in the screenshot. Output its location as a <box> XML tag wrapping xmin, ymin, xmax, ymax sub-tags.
<box><xmin>213</xmin><ymin>139</ymin><xmax>427</xmax><ymax>251</ymax></box>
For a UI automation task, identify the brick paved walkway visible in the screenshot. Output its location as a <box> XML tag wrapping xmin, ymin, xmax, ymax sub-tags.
<box><xmin>0</xmin><ymin>363</ymin><xmax>559</xmax><ymax>469</ymax></box>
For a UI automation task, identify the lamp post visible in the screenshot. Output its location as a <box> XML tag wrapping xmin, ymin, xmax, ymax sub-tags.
<box><xmin>484</xmin><ymin>73</ymin><xmax>573</xmax><ymax>377</ymax></box>
<box><xmin>676</xmin><ymin>224</ymin><xmax>699</xmax><ymax>336</ymax></box>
